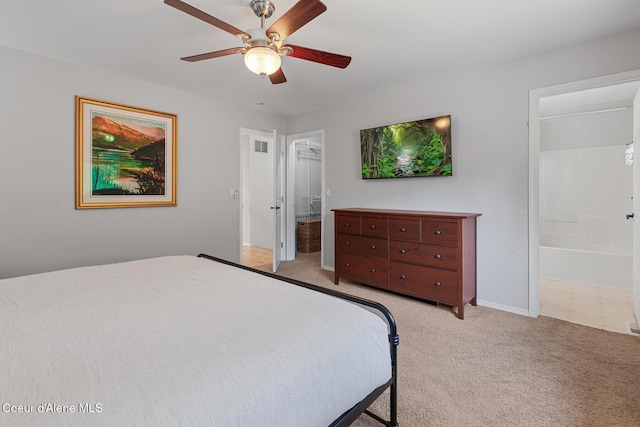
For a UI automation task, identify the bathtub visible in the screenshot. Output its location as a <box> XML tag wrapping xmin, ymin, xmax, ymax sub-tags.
<box><xmin>539</xmin><ymin>246</ymin><xmax>632</xmax><ymax>290</ymax></box>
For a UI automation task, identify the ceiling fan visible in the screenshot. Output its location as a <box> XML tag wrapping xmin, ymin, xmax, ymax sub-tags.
<box><xmin>164</xmin><ymin>0</ymin><xmax>352</xmax><ymax>84</ymax></box>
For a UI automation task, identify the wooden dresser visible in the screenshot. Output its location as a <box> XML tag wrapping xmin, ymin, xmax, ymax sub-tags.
<box><xmin>333</xmin><ymin>208</ymin><xmax>481</xmax><ymax>319</ymax></box>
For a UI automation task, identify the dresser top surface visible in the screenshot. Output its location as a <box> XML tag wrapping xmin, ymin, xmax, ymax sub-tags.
<box><xmin>332</xmin><ymin>208</ymin><xmax>482</xmax><ymax>219</ymax></box>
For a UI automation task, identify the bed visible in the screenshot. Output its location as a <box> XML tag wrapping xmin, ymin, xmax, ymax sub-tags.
<box><xmin>0</xmin><ymin>254</ymin><xmax>398</xmax><ymax>426</ymax></box>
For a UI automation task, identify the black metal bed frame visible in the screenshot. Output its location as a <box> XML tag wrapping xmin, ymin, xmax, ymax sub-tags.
<box><xmin>197</xmin><ymin>253</ymin><xmax>399</xmax><ymax>427</ymax></box>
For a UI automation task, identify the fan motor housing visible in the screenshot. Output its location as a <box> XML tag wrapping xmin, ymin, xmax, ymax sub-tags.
<box><xmin>250</xmin><ymin>0</ymin><xmax>275</xmax><ymax>19</ymax></box>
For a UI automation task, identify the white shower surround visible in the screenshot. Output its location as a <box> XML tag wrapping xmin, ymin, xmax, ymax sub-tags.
<box><xmin>539</xmin><ymin>246</ymin><xmax>632</xmax><ymax>289</ymax></box>
<box><xmin>539</xmin><ymin>110</ymin><xmax>633</xmax><ymax>290</ymax></box>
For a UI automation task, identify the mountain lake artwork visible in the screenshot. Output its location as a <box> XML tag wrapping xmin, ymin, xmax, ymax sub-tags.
<box><xmin>91</xmin><ymin>112</ymin><xmax>167</xmax><ymax>196</ymax></box>
<box><xmin>75</xmin><ymin>97</ymin><xmax>177</xmax><ymax>209</ymax></box>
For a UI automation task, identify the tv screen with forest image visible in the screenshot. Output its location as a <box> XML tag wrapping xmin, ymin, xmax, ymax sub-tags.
<box><xmin>360</xmin><ymin>115</ymin><xmax>452</xmax><ymax>179</ymax></box>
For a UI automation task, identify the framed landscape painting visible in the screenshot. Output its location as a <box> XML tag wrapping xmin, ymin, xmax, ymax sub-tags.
<box><xmin>75</xmin><ymin>97</ymin><xmax>177</xmax><ymax>209</ymax></box>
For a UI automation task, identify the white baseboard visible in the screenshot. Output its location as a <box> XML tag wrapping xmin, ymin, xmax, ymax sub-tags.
<box><xmin>476</xmin><ymin>299</ymin><xmax>532</xmax><ymax>317</ymax></box>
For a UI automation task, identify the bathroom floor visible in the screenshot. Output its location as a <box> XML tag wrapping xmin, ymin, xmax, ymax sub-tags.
<box><xmin>540</xmin><ymin>278</ymin><xmax>638</xmax><ymax>335</ymax></box>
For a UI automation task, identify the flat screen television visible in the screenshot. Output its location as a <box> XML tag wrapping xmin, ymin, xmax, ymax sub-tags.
<box><xmin>360</xmin><ymin>115</ymin><xmax>451</xmax><ymax>179</ymax></box>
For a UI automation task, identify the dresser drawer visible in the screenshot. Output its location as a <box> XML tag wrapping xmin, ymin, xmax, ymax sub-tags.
<box><xmin>336</xmin><ymin>234</ymin><xmax>388</xmax><ymax>258</ymax></box>
<box><xmin>389</xmin><ymin>219</ymin><xmax>420</xmax><ymax>241</ymax></box>
<box><xmin>422</xmin><ymin>221</ymin><xmax>458</xmax><ymax>246</ymax></box>
<box><xmin>336</xmin><ymin>214</ymin><xmax>361</xmax><ymax>235</ymax></box>
<box><xmin>361</xmin><ymin>216</ymin><xmax>388</xmax><ymax>238</ymax></box>
<box><xmin>389</xmin><ymin>240</ymin><xmax>458</xmax><ymax>270</ymax></box>
<box><xmin>389</xmin><ymin>261</ymin><xmax>457</xmax><ymax>300</ymax></box>
<box><xmin>336</xmin><ymin>252</ymin><xmax>388</xmax><ymax>287</ymax></box>
<box><xmin>333</xmin><ymin>208</ymin><xmax>479</xmax><ymax>319</ymax></box>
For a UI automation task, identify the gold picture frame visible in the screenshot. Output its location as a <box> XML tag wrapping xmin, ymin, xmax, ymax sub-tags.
<box><xmin>75</xmin><ymin>96</ymin><xmax>177</xmax><ymax>209</ymax></box>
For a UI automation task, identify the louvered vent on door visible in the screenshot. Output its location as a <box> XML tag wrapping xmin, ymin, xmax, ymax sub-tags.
<box><xmin>254</xmin><ymin>140</ymin><xmax>268</xmax><ymax>153</ymax></box>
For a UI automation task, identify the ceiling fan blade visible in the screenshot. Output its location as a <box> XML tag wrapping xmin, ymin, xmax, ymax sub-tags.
<box><xmin>266</xmin><ymin>0</ymin><xmax>326</xmax><ymax>41</ymax></box>
<box><xmin>164</xmin><ymin>0</ymin><xmax>249</xmax><ymax>39</ymax></box>
<box><xmin>181</xmin><ymin>47</ymin><xmax>244</xmax><ymax>62</ymax></box>
<box><xmin>283</xmin><ymin>44</ymin><xmax>351</xmax><ymax>68</ymax></box>
<box><xmin>269</xmin><ymin>68</ymin><xmax>287</xmax><ymax>84</ymax></box>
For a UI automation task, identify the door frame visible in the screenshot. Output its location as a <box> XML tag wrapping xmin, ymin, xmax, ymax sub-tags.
<box><xmin>528</xmin><ymin>69</ymin><xmax>640</xmax><ymax>317</ymax></box>
<box><xmin>285</xmin><ymin>130</ymin><xmax>325</xmax><ymax>266</ymax></box>
<box><xmin>272</xmin><ymin>129</ymin><xmax>284</xmax><ymax>272</ymax></box>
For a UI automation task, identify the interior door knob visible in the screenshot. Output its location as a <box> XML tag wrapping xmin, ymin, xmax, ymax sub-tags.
<box><xmin>627</xmin><ymin>213</ymin><xmax>635</xmax><ymax>219</ymax></box>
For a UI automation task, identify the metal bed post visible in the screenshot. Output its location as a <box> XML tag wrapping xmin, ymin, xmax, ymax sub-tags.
<box><xmin>363</xmin><ymin>331</ymin><xmax>399</xmax><ymax>427</ymax></box>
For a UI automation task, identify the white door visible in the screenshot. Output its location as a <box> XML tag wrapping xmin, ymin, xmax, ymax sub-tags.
<box><xmin>272</xmin><ymin>130</ymin><xmax>284</xmax><ymax>272</ymax></box>
<box><xmin>633</xmin><ymin>87</ymin><xmax>640</xmax><ymax>325</ymax></box>
<box><xmin>247</xmin><ymin>134</ymin><xmax>274</xmax><ymax>250</ymax></box>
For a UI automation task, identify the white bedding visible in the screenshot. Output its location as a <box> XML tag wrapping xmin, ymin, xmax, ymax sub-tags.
<box><xmin>0</xmin><ymin>255</ymin><xmax>391</xmax><ymax>427</ymax></box>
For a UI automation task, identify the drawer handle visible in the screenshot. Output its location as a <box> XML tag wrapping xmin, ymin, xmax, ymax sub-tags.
<box><xmin>345</xmin><ymin>241</ymin><xmax>350</xmax><ymax>245</ymax></box>
<box><xmin>435</xmin><ymin>281</ymin><xmax>442</xmax><ymax>287</ymax></box>
<box><xmin>400</xmin><ymin>274</ymin><xmax>406</xmax><ymax>279</ymax></box>
<box><xmin>371</xmin><ymin>268</ymin><xmax>376</xmax><ymax>273</ymax></box>
<box><xmin>345</xmin><ymin>223</ymin><xmax>350</xmax><ymax>227</ymax></box>
<box><xmin>370</xmin><ymin>225</ymin><xmax>376</xmax><ymax>229</ymax></box>
<box><xmin>400</xmin><ymin>227</ymin><xmax>406</xmax><ymax>232</ymax></box>
<box><xmin>371</xmin><ymin>245</ymin><xmax>376</xmax><ymax>249</ymax></box>
<box><xmin>435</xmin><ymin>254</ymin><xmax>441</xmax><ymax>259</ymax></box>
<box><xmin>435</xmin><ymin>230</ymin><xmax>441</xmax><ymax>235</ymax></box>
<box><xmin>345</xmin><ymin>263</ymin><xmax>350</xmax><ymax>267</ymax></box>
<box><xmin>400</xmin><ymin>249</ymin><xmax>406</xmax><ymax>254</ymax></box>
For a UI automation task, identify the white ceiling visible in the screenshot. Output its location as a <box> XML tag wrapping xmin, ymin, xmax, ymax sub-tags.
<box><xmin>2</xmin><ymin>0</ymin><xmax>640</xmax><ymax>117</ymax></box>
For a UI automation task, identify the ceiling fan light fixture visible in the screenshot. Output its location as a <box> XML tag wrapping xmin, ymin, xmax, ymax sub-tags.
<box><xmin>166</xmin><ymin>0</ymin><xmax>350</xmax><ymax>84</ymax></box>
<box><xmin>244</xmin><ymin>47</ymin><xmax>281</xmax><ymax>76</ymax></box>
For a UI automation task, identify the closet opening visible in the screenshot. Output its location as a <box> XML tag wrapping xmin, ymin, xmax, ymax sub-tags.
<box><xmin>286</xmin><ymin>131</ymin><xmax>325</xmax><ymax>268</ymax></box>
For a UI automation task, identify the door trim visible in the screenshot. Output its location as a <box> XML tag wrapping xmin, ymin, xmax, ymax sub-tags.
<box><xmin>272</xmin><ymin>130</ymin><xmax>284</xmax><ymax>272</ymax></box>
<box><xmin>528</xmin><ymin>69</ymin><xmax>640</xmax><ymax>317</ymax></box>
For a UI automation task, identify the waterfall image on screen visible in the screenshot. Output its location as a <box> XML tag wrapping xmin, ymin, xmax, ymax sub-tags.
<box><xmin>360</xmin><ymin>115</ymin><xmax>451</xmax><ymax>179</ymax></box>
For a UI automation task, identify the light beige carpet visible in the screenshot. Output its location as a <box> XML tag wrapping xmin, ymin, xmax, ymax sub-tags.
<box><xmin>262</xmin><ymin>252</ymin><xmax>640</xmax><ymax>427</ymax></box>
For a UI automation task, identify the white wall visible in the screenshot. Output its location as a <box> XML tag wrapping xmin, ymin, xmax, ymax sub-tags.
<box><xmin>286</xmin><ymin>29</ymin><xmax>640</xmax><ymax>314</ymax></box>
<box><xmin>0</xmin><ymin>45</ymin><xmax>286</xmax><ymax>278</ymax></box>
<box><xmin>540</xmin><ymin>108</ymin><xmax>633</xmax><ymax>151</ymax></box>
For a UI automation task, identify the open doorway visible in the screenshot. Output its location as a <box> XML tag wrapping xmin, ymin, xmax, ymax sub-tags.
<box><xmin>529</xmin><ymin>71</ymin><xmax>640</xmax><ymax>334</ymax></box>
<box><xmin>239</xmin><ymin>128</ymin><xmax>275</xmax><ymax>270</ymax></box>
<box><xmin>286</xmin><ymin>130</ymin><xmax>325</xmax><ymax>269</ymax></box>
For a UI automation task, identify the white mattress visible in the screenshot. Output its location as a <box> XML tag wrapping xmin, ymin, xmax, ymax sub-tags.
<box><xmin>0</xmin><ymin>255</ymin><xmax>391</xmax><ymax>426</ymax></box>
